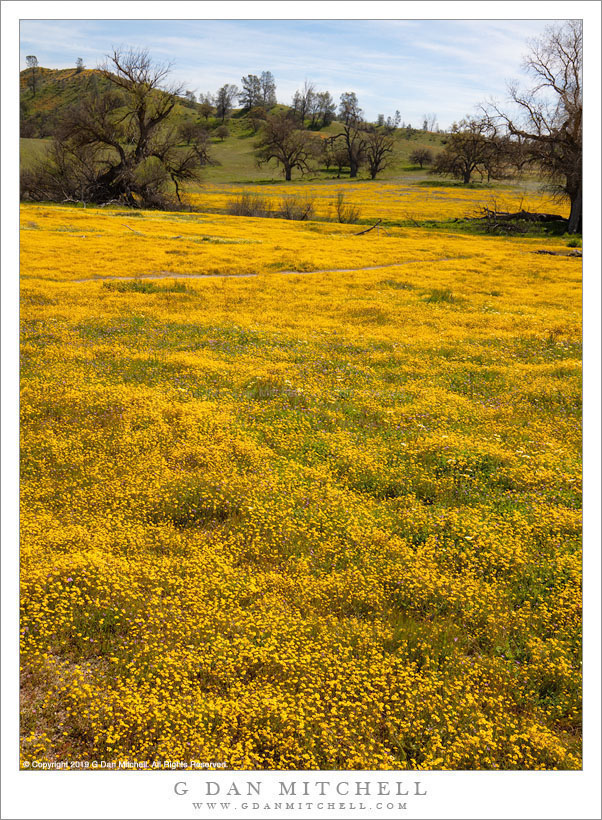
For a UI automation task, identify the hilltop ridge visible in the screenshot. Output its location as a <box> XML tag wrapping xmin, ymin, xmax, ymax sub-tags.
<box><xmin>19</xmin><ymin>64</ymin><xmax>445</xmax><ymax>184</ymax></box>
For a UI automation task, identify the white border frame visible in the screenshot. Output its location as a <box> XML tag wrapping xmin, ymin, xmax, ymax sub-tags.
<box><xmin>2</xmin><ymin>3</ymin><xmax>600</xmax><ymax>819</ymax></box>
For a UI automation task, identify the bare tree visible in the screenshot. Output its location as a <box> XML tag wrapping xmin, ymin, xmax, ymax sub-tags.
<box><xmin>215</xmin><ymin>83</ymin><xmax>239</xmax><ymax>122</ymax></box>
<box><xmin>501</xmin><ymin>134</ymin><xmax>531</xmax><ymax>176</ymax></box>
<box><xmin>422</xmin><ymin>112</ymin><xmax>438</xmax><ymax>131</ymax></box>
<box><xmin>25</xmin><ymin>55</ymin><xmax>39</xmax><ymax>96</ymax></box>
<box><xmin>329</xmin><ymin>93</ymin><xmax>367</xmax><ymax>177</ymax></box>
<box><xmin>22</xmin><ymin>48</ymin><xmax>210</xmax><ymax>207</ymax></box>
<box><xmin>431</xmin><ymin>117</ymin><xmax>498</xmax><ymax>183</ymax></box>
<box><xmin>486</xmin><ymin>20</ymin><xmax>582</xmax><ymax>232</ymax></box>
<box><xmin>292</xmin><ymin>80</ymin><xmax>316</xmax><ymax>124</ymax></box>
<box><xmin>363</xmin><ymin>127</ymin><xmax>395</xmax><ymax>179</ymax></box>
<box><xmin>409</xmin><ymin>148</ymin><xmax>434</xmax><ymax>168</ymax></box>
<box><xmin>255</xmin><ymin>112</ymin><xmax>317</xmax><ymax>180</ymax></box>
<box><xmin>75</xmin><ymin>57</ymin><xmax>85</xmax><ymax>74</ymax></box>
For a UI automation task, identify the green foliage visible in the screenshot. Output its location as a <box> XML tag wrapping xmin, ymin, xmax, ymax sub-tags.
<box><xmin>102</xmin><ymin>279</ymin><xmax>192</xmax><ymax>294</ymax></box>
<box><xmin>424</xmin><ymin>288</ymin><xmax>456</xmax><ymax>303</ymax></box>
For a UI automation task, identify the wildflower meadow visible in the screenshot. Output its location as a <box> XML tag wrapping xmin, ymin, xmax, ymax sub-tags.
<box><xmin>19</xmin><ymin>179</ymin><xmax>582</xmax><ymax>771</ymax></box>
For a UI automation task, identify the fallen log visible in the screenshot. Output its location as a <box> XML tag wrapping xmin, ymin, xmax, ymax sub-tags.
<box><xmin>354</xmin><ymin>219</ymin><xmax>382</xmax><ymax>236</ymax></box>
<box><xmin>532</xmin><ymin>249</ymin><xmax>582</xmax><ymax>257</ymax></box>
<box><xmin>122</xmin><ymin>223</ymin><xmax>144</xmax><ymax>235</ymax></box>
<box><xmin>475</xmin><ymin>209</ymin><xmax>565</xmax><ymax>223</ymax></box>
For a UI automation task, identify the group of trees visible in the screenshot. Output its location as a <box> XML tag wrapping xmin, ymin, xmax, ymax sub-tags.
<box><xmin>291</xmin><ymin>81</ymin><xmax>337</xmax><ymax>128</ymax></box>
<box><xmin>239</xmin><ymin>71</ymin><xmax>277</xmax><ymax>110</ymax></box>
<box><xmin>20</xmin><ymin>22</ymin><xmax>582</xmax><ymax>230</ymax></box>
<box><xmin>254</xmin><ymin>92</ymin><xmax>398</xmax><ymax>181</ymax></box>
<box><xmin>324</xmin><ymin>92</ymin><xmax>396</xmax><ymax>179</ymax></box>
<box><xmin>221</xmin><ymin>21</ymin><xmax>582</xmax><ymax>229</ymax></box>
<box><xmin>432</xmin><ymin>117</ymin><xmax>503</xmax><ymax>183</ymax></box>
<box><xmin>198</xmin><ymin>74</ymin><xmax>338</xmax><ymax>131</ymax></box>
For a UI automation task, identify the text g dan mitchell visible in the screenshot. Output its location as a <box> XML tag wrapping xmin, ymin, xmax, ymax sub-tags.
<box><xmin>173</xmin><ymin>780</ymin><xmax>428</xmax><ymax>798</ymax></box>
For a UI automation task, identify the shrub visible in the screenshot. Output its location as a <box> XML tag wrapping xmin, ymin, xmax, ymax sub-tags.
<box><xmin>215</xmin><ymin>124</ymin><xmax>230</xmax><ymax>141</ymax></box>
<box><xmin>333</xmin><ymin>191</ymin><xmax>361</xmax><ymax>224</ymax></box>
<box><xmin>225</xmin><ymin>192</ymin><xmax>273</xmax><ymax>217</ymax></box>
<box><xmin>277</xmin><ymin>194</ymin><xmax>315</xmax><ymax>221</ymax></box>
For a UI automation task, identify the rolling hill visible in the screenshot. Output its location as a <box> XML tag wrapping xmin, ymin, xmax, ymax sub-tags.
<box><xmin>20</xmin><ymin>66</ymin><xmax>446</xmax><ymax>184</ymax></box>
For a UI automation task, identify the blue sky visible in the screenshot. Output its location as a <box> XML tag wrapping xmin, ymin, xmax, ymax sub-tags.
<box><xmin>19</xmin><ymin>18</ymin><xmax>563</xmax><ymax>127</ymax></box>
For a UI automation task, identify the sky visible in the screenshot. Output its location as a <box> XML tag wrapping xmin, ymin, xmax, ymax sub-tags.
<box><xmin>20</xmin><ymin>17</ymin><xmax>565</xmax><ymax>129</ymax></box>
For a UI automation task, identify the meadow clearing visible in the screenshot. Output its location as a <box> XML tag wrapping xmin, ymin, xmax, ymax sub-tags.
<box><xmin>20</xmin><ymin>180</ymin><xmax>581</xmax><ymax>770</ymax></box>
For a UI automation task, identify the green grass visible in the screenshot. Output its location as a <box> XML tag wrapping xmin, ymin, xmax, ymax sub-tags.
<box><xmin>424</xmin><ymin>288</ymin><xmax>457</xmax><ymax>304</ymax></box>
<box><xmin>101</xmin><ymin>279</ymin><xmax>192</xmax><ymax>294</ymax></box>
<box><xmin>20</xmin><ymin>137</ymin><xmax>51</xmax><ymax>167</ymax></box>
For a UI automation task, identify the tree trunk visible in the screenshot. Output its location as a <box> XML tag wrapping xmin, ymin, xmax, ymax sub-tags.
<box><xmin>463</xmin><ymin>169</ymin><xmax>471</xmax><ymax>184</ymax></box>
<box><xmin>567</xmin><ymin>184</ymin><xmax>582</xmax><ymax>234</ymax></box>
<box><xmin>285</xmin><ymin>166</ymin><xmax>292</xmax><ymax>181</ymax></box>
<box><xmin>350</xmin><ymin>161</ymin><xmax>358</xmax><ymax>178</ymax></box>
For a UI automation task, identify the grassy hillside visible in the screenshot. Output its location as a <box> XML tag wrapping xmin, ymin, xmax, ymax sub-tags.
<box><xmin>20</xmin><ymin>66</ymin><xmax>446</xmax><ymax>184</ymax></box>
<box><xmin>20</xmin><ymin>67</ymin><xmax>113</xmax><ymax>137</ymax></box>
<box><xmin>19</xmin><ymin>67</ymin><xmax>549</xmax><ymax>202</ymax></box>
<box><xmin>20</xmin><ymin>66</ymin><xmax>200</xmax><ymax>139</ymax></box>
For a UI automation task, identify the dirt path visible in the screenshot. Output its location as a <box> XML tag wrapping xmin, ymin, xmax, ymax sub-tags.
<box><xmin>72</xmin><ymin>256</ymin><xmax>468</xmax><ymax>284</ymax></box>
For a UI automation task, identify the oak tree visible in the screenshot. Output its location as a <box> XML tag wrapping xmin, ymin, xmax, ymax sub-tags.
<box><xmin>409</xmin><ymin>148</ymin><xmax>434</xmax><ymax>168</ymax></box>
<box><xmin>364</xmin><ymin>127</ymin><xmax>395</xmax><ymax>179</ymax></box>
<box><xmin>255</xmin><ymin>112</ymin><xmax>317</xmax><ymax>180</ymax></box>
<box><xmin>21</xmin><ymin>49</ymin><xmax>210</xmax><ymax>208</ymax></box>
<box><xmin>488</xmin><ymin>20</ymin><xmax>582</xmax><ymax>232</ymax></box>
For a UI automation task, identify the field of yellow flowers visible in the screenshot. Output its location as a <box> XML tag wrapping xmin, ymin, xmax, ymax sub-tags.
<box><xmin>186</xmin><ymin>180</ymin><xmax>567</xmax><ymax>223</ymax></box>
<box><xmin>20</xmin><ymin>182</ymin><xmax>581</xmax><ymax>771</ymax></box>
